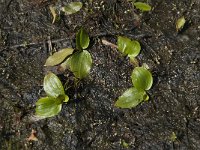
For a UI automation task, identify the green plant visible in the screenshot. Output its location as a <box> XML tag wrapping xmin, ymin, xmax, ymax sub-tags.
<box><xmin>117</xmin><ymin>36</ymin><xmax>141</xmax><ymax>62</ymax></box>
<box><xmin>176</xmin><ymin>16</ymin><xmax>186</xmax><ymax>32</ymax></box>
<box><xmin>128</xmin><ymin>1</ymin><xmax>151</xmax><ymax>12</ymax></box>
<box><xmin>101</xmin><ymin>36</ymin><xmax>153</xmax><ymax>109</ymax></box>
<box><xmin>45</xmin><ymin>27</ymin><xmax>92</xmax><ymax>79</ymax></box>
<box><xmin>115</xmin><ymin>66</ymin><xmax>153</xmax><ymax>108</ymax></box>
<box><xmin>50</xmin><ymin>2</ymin><xmax>83</xmax><ymax>23</ymax></box>
<box><xmin>35</xmin><ymin>72</ymin><xmax>69</xmax><ymax>118</ymax></box>
<box><xmin>61</xmin><ymin>2</ymin><xmax>83</xmax><ymax>15</ymax></box>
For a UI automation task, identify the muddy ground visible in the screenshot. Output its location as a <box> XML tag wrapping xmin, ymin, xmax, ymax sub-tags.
<box><xmin>0</xmin><ymin>0</ymin><xmax>200</xmax><ymax>149</ymax></box>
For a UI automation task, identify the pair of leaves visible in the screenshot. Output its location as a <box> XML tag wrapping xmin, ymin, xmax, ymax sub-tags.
<box><xmin>36</xmin><ymin>73</ymin><xmax>69</xmax><ymax>118</ymax></box>
<box><xmin>45</xmin><ymin>28</ymin><xmax>92</xmax><ymax>79</ymax></box>
<box><xmin>115</xmin><ymin>67</ymin><xmax>153</xmax><ymax>108</ymax></box>
<box><xmin>70</xmin><ymin>27</ymin><xmax>91</xmax><ymax>78</ymax></box>
<box><xmin>117</xmin><ymin>36</ymin><xmax>141</xmax><ymax>59</ymax></box>
<box><xmin>50</xmin><ymin>2</ymin><xmax>82</xmax><ymax>24</ymax></box>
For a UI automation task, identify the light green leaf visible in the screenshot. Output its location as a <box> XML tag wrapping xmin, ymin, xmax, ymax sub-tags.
<box><xmin>176</xmin><ymin>16</ymin><xmax>186</xmax><ymax>31</ymax></box>
<box><xmin>117</xmin><ymin>36</ymin><xmax>141</xmax><ymax>58</ymax></box>
<box><xmin>131</xmin><ymin>67</ymin><xmax>153</xmax><ymax>90</ymax></box>
<box><xmin>44</xmin><ymin>72</ymin><xmax>65</xmax><ymax>98</ymax></box>
<box><xmin>61</xmin><ymin>2</ymin><xmax>83</xmax><ymax>15</ymax></box>
<box><xmin>68</xmin><ymin>50</ymin><xmax>92</xmax><ymax>79</ymax></box>
<box><xmin>45</xmin><ymin>48</ymin><xmax>74</xmax><ymax>66</ymax></box>
<box><xmin>115</xmin><ymin>87</ymin><xmax>147</xmax><ymax>108</ymax></box>
<box><xmin>63</xmin><ymin>95</ymin><xmax>69</xmax><ymax>103</ymax></box>
<box><xmin>36</xmin><ymin>97</ymin><xmax>62</xmax><ymax>118</ymax></box>
<box><xmin>76</xmin><ymin>28</ymin><xmax>90</xmax><ymax>50</ymax></box>
<box><xmin>134</xmin><ymin>2</ymin><xmax>151</xmax><ymax>11</ymax></box>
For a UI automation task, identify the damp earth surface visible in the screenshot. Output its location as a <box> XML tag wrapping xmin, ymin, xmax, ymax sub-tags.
<box><xmin>0</xmin><ymin>0</ymin><xmax>200</xmax><ymax>149</ymax></box>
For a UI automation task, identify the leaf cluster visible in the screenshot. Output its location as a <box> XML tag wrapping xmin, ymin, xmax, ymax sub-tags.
<box><xmin>35</xmin><ymin>8</ymin><xmax>155</xmax><ymax>118</ymax></box>
<box><xmin>115</xmin><ymin>67</ymin><xmax>153</xmax><ymax>108</ymax></box>
<box><xmin>50</xmin><ymin>2</ymin><xmax>83</xmax><ymax>23</ymax></box>
<box><xmin>45</xmin><ymin>28</ymin><xmax>92</xmax><ymax>79</ymax></box>
<box><xmin>115</xmin><ymin>36</ymin><xmax>153</xmax><ymax>108</ymax></box>
<box><xmin>36</xmin><ymin>73</ymin><xmax>69</xmax><ymax>118</ymax></box>
<box><xmin>36</xmin><ymin>28</ymin><xmax>92</xmax><ymax>118</ymax></box>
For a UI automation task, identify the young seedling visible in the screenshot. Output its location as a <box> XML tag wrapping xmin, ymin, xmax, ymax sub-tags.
<box><xmin>115</xmin><ymin>66</ymin><xmax>153</xmax><ymax>108</ymax></box>
<box><xmin>176</xmin><ymin>16</ymin><xmax>186</xmax><ymax>32</ymax></box>
<box><xmin>102</xmin><ymin>36</ymin><xmax>141</xmax><ymax>63</ymax></box>
<box><xmin>49</xmin><ymin>2</ymin><xmax>83</xmax><ymax>24</ymax></box>
<box><xmin>45</xmin><ymin>27</ymin><xmax>92</xmax><ymax>79</ymax></box>
<box><xmin>132</xmin><ymin>2</ymin><xmax>152</xmax><ymax>11</ymax></box>
<box><xmin>117</xmin><ymin>36</ymin><xmax>141</xmax><ymax>61</ymax></box>
<box><xmin>35</xmin><ymin>72</ymin><xmax>69</xmax><ymax>118</ymax></box>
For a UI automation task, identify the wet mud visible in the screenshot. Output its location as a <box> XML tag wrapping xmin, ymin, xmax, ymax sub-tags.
<box><xmin>0</xmin><ymin>0</ymin><xmax>200</xmax><ymax>149</ymax></box>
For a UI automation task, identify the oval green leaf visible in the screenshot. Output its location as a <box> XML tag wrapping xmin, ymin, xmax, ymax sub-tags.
<box><xmin>134</xmin><ymin>2</ymin><xmax>151</xmax><ymax>11</ymax></box>
<box><xmin>117</xmin><ymin>36</ymin><xmax>141</xmax><ymax>58</ymax></box>
<box><xmin>44</xmin><ymin>72</ymin><xmax>65</xmax><ymax>98</ymax></box>
<box><xmin>61</xmin><ymin>2</ymin><xmax>83</xmax><ymax>15</ymax></box>
<box><xmin>115</xmin><ymin>87</ymin><xmax>147</xmax><ymax>108</ymax></box>
<box><xmin>68</xmin><ymin>50</ymin><xmax>92</xmax><ymax>79</ymax></box>
<box><xmin>176</xmin><ymin>16</ymin><xmax>186</xmax><ymax>31</ymax></box>
<box><xmin>76</xmin><ymin>27</ymin><xmax>90</xmax><ymax>50</ymax></box>
<box><xmin>45</xmin><ymin>48</ymin><xmax>74</xmax><ymax>66</ymax></box>
<box><xmin>36</xmin><ymin>97</ymin><xmax>62</xmax><ymax>118</ymax></box>
<box><xmin>131</xmin><ymin>67</ymin><xmax>153</xmax><ymax>90</ymax></box>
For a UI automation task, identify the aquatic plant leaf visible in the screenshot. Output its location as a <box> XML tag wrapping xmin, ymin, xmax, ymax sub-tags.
<box><xmin>115</xmin><ymin>87</ymin><xmax>147</xmax><ymax>108</ymax></box>
<box><xmin>49</xmin><ymin>6</ymin><xmax>57</xmax><ymax>24</ymax></box>
<box><xmin>76</xmin><ymin>28</ymin><xmax>90</xmax><ymax>50</ymax></box>
<box><xmin>36</xmin><ymin>97</ymin><xmax>62</xmax><ymax>118</ymax></box>
<box><xmin>68</xmin><ymin>50</ymin><xmax>92</xmax><ymax>79</ymax></box>
<box><xmin>134</xmin><ymin>2</ymin><xmax>151</xmax><ymax>11</ymax></box>
<box><xmin>45</xmin><ymin>48</ymin><xmax>74</xmax><ymax>66</ymax></box>
<box><xmin>176</xmin><ymin>16</ymin><xmax>186</xmax><ymax>31</ymax></box>
<box><xmin>117</xmin><ymin>36</ymin><xmax>141</xmax><ymax>58</ymax></box>
<box><xmin>44</xmin><ymin>72</ymin><xmax>65</xmax><ymax>98</ymax></box>
<box><xmin>61</xmin><ymin>2</ymin><xmax>83</xmax><ymax>15</ymax></box>
<box><xmin>131</xmin><ymin>67</ymin><xmax>153</xmax><ymax>90</ymax></box>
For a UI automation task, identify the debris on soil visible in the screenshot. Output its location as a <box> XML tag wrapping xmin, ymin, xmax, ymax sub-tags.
<box><xmin>27</xmin><ymin>129</ymin><xmax>38</xmax><ymax>141</ymax></box>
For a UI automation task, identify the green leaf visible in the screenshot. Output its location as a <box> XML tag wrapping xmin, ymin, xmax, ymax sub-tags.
<box><xmin>63</xmin><ymin>95</ymin><xmax>69</xmax><ymax>103</ymax></box>
<box><xmin>176</xmin><ymin>16</ymin><xmax>186</xmax><ymax>31</ymax></box>
<box><xmin>45</xmin><ymin>48</ymin><xmax>74</xmax><ymax>66</ymax></box>
<box><xmin>76</xmin><ymin>28</ymin><xmax>90</xmax><ymax>50</ymax></box>
<box><xmin>131</xmin><ymin>67</ymin><xmax>153</xmax><ymax>90</ymax></box>
<box><xmin>61</xmin><ymin>2</ymin><xmax>83</xmax><ymax>15</ymax></box>
<box><xmin>115</xmin><ymin>87</ymin><xmax>147</xmax><ymax>108</ymax></box>
<box><xmin>117</xmin><ymin>36</ymin><xmax>141</xmax><ymax>58</ymax></box>
<box><xmin>35</xmin><ymin>97</ymin><xmax>62</xmax><ymax>118</ymax></box>
<box><xmin>68</xmin><ymin>50</ymin><xmax>92</xmax><ymax>79</ymax></box>
<box><xmin>44</xmin><ymin>72</ymin><xmax>65</xmax><ymax>98</ymax></box>
<box><xmin>134</xmin><ymin>2</ymin><xmax>151</xmax><ymax>11</ymax></box>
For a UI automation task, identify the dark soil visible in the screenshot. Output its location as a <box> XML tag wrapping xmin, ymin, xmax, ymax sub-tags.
<box><xmin>0</xmin><ymin>0</ymin><xmax>200</xmax><ymax>149</ymax></box>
